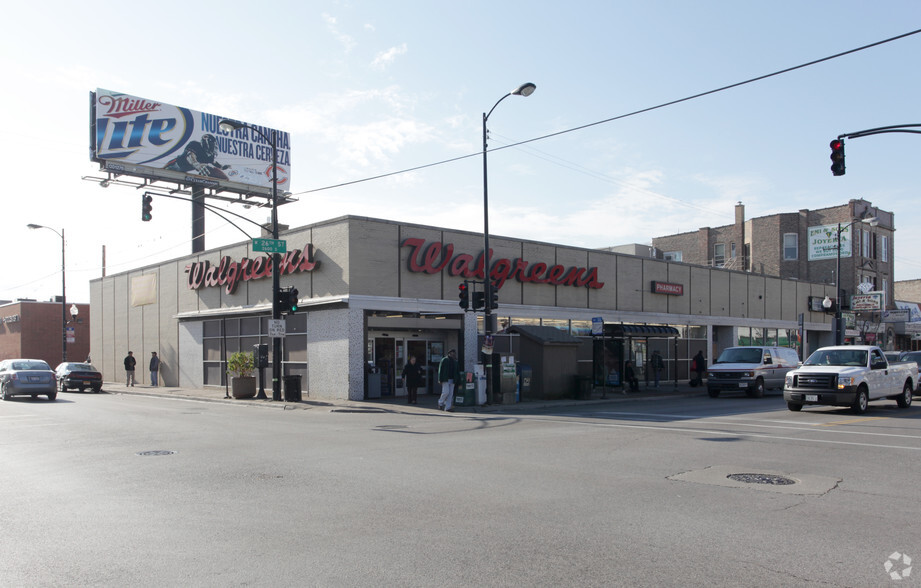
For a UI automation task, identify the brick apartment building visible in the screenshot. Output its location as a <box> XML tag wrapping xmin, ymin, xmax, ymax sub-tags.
<box><xmin>0</xmin><ymin>300</ymin><xmax>90</xmax><ymax>368</ymax></box>
<box><xmin>651</xmin><ymin>199</ymin><xmax>895</xmax><ymax>314</ymax></box>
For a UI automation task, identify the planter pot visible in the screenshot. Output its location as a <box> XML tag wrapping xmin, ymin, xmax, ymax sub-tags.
<box><xmin>230</xmin><ymin>376</ymin><xmax>257</xmax><ymax>399</ymax></box>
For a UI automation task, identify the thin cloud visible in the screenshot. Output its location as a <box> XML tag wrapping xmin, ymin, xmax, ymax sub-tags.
<box><xmin>371</xmin><ymin>43</ymin><xmax>408</xmax><ymax>70</ymax></box>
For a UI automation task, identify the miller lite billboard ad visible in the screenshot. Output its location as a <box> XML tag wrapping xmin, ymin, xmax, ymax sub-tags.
<box><xmin>90</xmin><ymin>89</ymin><xmax>291</xmax><ymax>196</ymax></box>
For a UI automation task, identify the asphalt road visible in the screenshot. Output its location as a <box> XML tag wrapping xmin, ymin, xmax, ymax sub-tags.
<box><xmin>2</xmin><ymin>391</ymin><xmax>920</xmax><ymax>587</ymax></box>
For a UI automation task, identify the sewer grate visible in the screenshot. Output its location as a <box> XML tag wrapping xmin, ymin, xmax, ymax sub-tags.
<box><xmin>727</xmin><ymin>473</ymin><xmax>795</xmax><ymax>485</ymax></box>
<box><xmin>136</xmin><ymin>450</ymin><xmax>177</xmax><ymax>457</ymax></box>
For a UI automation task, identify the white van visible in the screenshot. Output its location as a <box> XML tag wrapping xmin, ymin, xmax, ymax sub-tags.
<box><xmin>707</xmin><ymin>346</ymin><xmax>800</xmax><ymax>398</ymax></box>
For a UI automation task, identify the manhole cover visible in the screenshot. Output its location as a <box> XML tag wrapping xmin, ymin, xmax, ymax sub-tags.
<box><xmin>727</xmin><ymin>473</ymin><xmax>795</xmax><ymax>485</ymax></box>
<box><xmin>136</xmin><ymin>450</ymin><xmax>177</xmax><ymax>457</ymax></box>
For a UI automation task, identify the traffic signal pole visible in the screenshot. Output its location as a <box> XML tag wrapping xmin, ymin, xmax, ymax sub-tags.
<box><xmin>829</xmin><ymin>124</ymin><xmax>921</xmax><ymax>176</ymax></box>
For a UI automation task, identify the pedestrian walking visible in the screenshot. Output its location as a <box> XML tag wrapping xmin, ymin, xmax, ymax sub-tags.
<box><xmin>691</xmin><ymin>350</ymin><xmax>706</xmax><ymax>387</ymax></box>
<box><xmin>437</xmin><ymin>349</ymin><xmax>458</xmax><ymax>411</ymax></box>
<box><xmin>651</xmin><ymin>350</ymin><xmax>664</xmax><ymax>388</ymax></box>
<box><xmin>124</xmin><ymin>351</ymin><xmax>136</xmax><ymax>387</ymax></box>
<box><xmin>401</xmin><ymin>355</ymin><xmax>424</xmax><ymax>404</ymax></box>
<box><xmin>149</xmin><ymin>351</ymin><xmax>160</xmax><ymax>387</ymax></box>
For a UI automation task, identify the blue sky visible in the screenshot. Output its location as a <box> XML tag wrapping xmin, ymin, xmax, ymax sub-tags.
<box><xmin>2</xmin><ymin>1</ymin><xmax>920</xmax><ymax>303</ymax></box>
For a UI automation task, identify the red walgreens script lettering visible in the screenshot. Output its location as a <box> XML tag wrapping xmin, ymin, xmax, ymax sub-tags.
<box><xmin>401</xmin><ymin>238</ymin><xmax>604</xmax><ymax>290</ymax></box>
<box><xmin>184</xmin><ymin>244</ymin><xmax>319</xmax><ymax>294</ymax></box>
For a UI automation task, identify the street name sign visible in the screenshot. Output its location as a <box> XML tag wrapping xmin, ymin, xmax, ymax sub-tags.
<box><xmin>253</xmin><ymin>238</ymin><xmax>287</xmax><ymax>254</ymax></box>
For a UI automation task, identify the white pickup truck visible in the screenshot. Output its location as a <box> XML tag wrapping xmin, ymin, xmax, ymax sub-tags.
<box><xmin>783</xmin><ymin>345</ymin><xmax>918</xmax><ymax>414</ymax></box>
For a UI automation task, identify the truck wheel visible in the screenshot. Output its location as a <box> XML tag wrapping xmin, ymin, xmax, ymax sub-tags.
<box><xmin>897</xmin><ymin>381</ymin><xmax>913</xmax><ymax>408</ymax></box>
<box><xmin>852</xmin><ymin>386</ymin><xmax>869</xmax><ymax>414</ymax></box>
<box><xmin>708</xmin><ymin>388</ymin><xmax>720</xmax><ymax>398</ymax></box>
<box><xmin>747</xmin><ymin>378</ymin><xmax>765</xmax><ymax>398</ymax></box>
<box><xmin>787</xmin><ymin>402</ymin><xmax>803</xmax><ymax>411</ymax></box>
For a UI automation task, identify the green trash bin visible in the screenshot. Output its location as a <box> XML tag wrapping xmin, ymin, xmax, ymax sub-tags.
<box><xmin>454</xmin><ymin>372</ymin><xmax>475</xmax><ymax>407</ymax></box>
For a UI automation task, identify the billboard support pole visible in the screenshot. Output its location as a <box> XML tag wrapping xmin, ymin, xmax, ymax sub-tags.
<box><xmin>192</xmin><ymin>188</ymin><xmax>205</xmax><ymax>254</ymax></box>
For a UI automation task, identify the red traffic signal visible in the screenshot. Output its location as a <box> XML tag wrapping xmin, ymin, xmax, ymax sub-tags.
<box><xmin>829</xmin><ymin>139</ymin><xmax>845</xmax><ymax>176</ymax></box>
<box><xmin>458</xmin><ymin>282</ymin><xmax>470</xmax><ymax>310</ymax></box>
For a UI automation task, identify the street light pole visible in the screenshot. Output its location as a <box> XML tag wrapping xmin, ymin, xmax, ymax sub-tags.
<box><xmin>27</xmin><ymin>224</ymin><xmax>66</xmax><ymax>364</ymax></box>
<box><xmin>219</xmin><ymin>119</ymin><xmax>280</xmax><ymax>401</ymax></box>
<box><xmin>481</xmin><ymin>82</ymin><xmax>535</xmax><ymax>404</ymax></box>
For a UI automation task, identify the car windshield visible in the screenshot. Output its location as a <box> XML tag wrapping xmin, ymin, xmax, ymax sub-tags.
<box><xmin>901</xmin><ymin>352</ymin><xmax>921</xmax><ymax>364</ymax></box>
<box><xmin>803</xmin><ymin>349</ymin><xmax>868</xmax><ymax>367</ymax></box>
<box><xmin>714</xmin><ymin>348</ymin><xmax>762</xmax><ymax>364</ymax></box>
<box><xmin>11</xmin><ymin>361</ymin><xmax>51</xmax><ymax>371</ymax></box>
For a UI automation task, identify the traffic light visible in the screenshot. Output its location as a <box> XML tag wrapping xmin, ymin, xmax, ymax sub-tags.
<box><xmin>489</xmin><ymin>286</ymin><xmax>499</xmax><ymax>310</ymax></box>
<box><xmin>275</xmin><ymin>288</ymin><xmax>289</xmax><ymax>310</ymax></box>
<box><xmin>472</xmin><ymin>291</ymin><xmax>485</xmax><ymax>310</ymax></box>
<box><xmin>141</xmin><ymin>194</ymin><xmax>153</xmax><ymax>221</ymax></box>
<box><xmin>287</xmin><ymin>287</ymin><xmax>299</xmax><ymax>313</ymax></box>
<box><xmin>458</xmin><ymin>282</ymin><xmax>470</xmax><ymax>310</ymax></box>
<box><xmin>830</xmin><ymin>138</ymin><xmax>845</xmax><ymax>176</ymax></box>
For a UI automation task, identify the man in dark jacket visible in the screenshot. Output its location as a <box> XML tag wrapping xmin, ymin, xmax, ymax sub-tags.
<box><xmin>437</xmin><ymin>350</ymin><xmax>458</xmax><ymax>411</ymax></box>
<box><xmin>124</xmin><ymin>351</ymin><xmax>136</xmax><ymax>387</ymax></box>
<box><xmin>401</xmin><ymin>355</ymin><xmax>424</xmax><ymax>405</ymax></box>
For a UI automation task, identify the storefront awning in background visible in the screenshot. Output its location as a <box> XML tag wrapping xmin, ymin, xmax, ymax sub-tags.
<box><xmin>603</xmin><ymin>324</ymin><xmax>680</xmax><ymax>338</ymax></box>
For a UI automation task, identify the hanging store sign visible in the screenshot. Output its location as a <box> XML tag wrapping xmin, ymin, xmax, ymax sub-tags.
<box><xmin>401</xmin><ymin>238</ymin><xmax>604</xmax><ymax>290</ymax></box>
<box><xmin>850</xmin><ymin>291</ymin><xmax>883</xmax><ymax>311</ymax></box>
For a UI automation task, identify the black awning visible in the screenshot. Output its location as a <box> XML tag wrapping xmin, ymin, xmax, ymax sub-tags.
<box><xmin>603</xmin><ymin>324</ymin><xmax>680</xmax><ymax>338</ymax></box>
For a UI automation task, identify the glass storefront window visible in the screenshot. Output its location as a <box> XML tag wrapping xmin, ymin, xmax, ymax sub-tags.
<box><xmin>542</xmin><ymin>318</ymin><xmax>569</xmax><ymax>332</ymax></box>
<box><xmin>200</xmin><ymin>315</ymin><xmax>307</xmax><ymax>388</ymax></box>
<box><xmin>510</xmin><ymin>317</ymin><xmax>540</xmax><ymax>326</ymax></box>
<box><xmin>571</xmin><ymin>320</ymin><xmax>592</xmax><ymax>337</ymax></box>
<box><xmin>737</xmin><ymin>327</ymin><xmax>751</xmax><ymax>346</ymax></box>
<box><xmin>686</xmin><ymin>325</ymin><xmax>707</xmax><ymax>339</ymax></box>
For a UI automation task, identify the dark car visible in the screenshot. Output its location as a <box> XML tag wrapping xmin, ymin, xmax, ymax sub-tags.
<box><xmin>0</xmin><ymin>359</ymin><xmax>57</xmax><ymax>401</ymax></box>
<box><xmin>55</xmin><ymin>362</ymin><xmax>103</xmax><ymax>393</ymax></box>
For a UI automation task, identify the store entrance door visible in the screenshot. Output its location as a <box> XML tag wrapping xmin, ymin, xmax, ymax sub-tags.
<box><xmin>374</xmin><ymin>337</ymin><xmax>395</xmax><ymax>397</ymax></box>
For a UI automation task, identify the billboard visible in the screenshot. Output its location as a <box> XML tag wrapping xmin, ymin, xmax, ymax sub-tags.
<box><xmin>808</xmin><ymin>224</ymin><xmax>853</xmax><ymax>261</ymax></box>
<box><xmin>90</xmin><ymin>89</ymin><xmax>291</xmax><ymax>197</ymax></box>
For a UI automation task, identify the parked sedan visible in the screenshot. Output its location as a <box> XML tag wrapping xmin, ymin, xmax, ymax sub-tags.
<box><xmin>0</xmin><ymin>359</ymin><xmax>57</xmax><ymax>401</ymax></box>
<box><xmin>55</xmin><ymin>362</ymin><xmax>103</xmax><ymax>393</ymax></box>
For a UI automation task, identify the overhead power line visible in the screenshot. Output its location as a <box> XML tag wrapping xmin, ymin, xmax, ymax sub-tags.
<box><xmin>291</xmin><ymin>27</ymin><xmax>921</xmax><ymax>196</ymax></box>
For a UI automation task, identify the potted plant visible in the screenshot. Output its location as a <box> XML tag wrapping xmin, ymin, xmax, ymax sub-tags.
<box><xmin>227</xmin><ymin>351</ymin><xmax>256</xmax><ymax>399</ymax></box>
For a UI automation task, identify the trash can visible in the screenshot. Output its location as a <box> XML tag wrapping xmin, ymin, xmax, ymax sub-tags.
<box><xmin>574</xmin><ymin>375</ymin><xmax>593</xmax><ymax>400</ymax></box>
<box><xmin>283</xmin><ymin>375</ymin><xmax>302</xmax><ymax>402</ymax></box>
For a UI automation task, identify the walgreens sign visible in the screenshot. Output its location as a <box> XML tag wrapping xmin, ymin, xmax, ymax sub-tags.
<box><xmin>401</xmin><ymin>238</ymin><xmax>604</xmax><ymax>290</ymax></box>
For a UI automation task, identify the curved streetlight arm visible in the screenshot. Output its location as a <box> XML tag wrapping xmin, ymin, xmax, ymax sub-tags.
<box><xmin>481</xmin><ymin>82</ymin><xmax>536</xmax><ymax>404</ymax></box>
<box><xmin>27</xmin><ymin>223</ymin><xmax>67</xmax><ymax>363</ymax></box>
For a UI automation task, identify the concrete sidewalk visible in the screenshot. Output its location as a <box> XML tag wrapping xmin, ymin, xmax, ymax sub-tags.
<box><xmin>97</xmin><ymin>379</ymin><xmax>707</xmax><ymax>413</ymax></box>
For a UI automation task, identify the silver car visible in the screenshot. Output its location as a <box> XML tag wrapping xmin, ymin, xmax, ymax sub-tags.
<box><xmin>0</xmin><ymin>359</ymin><xmax>57</xmax><ymax>401</ymax></box>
